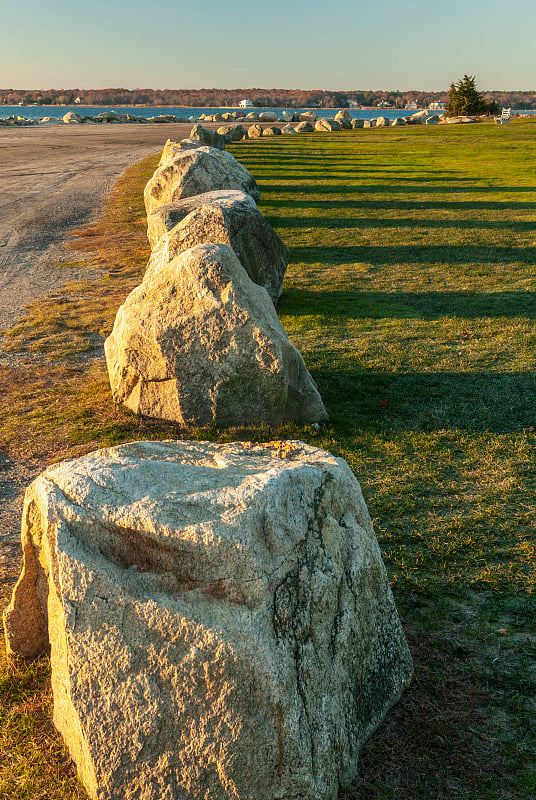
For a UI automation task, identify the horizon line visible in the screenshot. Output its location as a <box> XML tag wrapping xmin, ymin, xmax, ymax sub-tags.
<box><xmin>2</xmin><ymin>86</ymin><xmax>536</xmax><ymax>94</ymax></box>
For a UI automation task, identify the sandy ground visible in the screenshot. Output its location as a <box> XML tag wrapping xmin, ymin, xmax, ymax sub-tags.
<box><xmin>0</xmin><ymin>122</ymin><xmax>194</xmax><ymax>333</ymax></box>
<box><xmin>0</xmin><ymin>123</ymin><xmax>193</xmax><ymax>588</ymax></box>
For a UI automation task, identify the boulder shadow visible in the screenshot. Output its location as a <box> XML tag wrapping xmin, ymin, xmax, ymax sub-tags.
<box><xmin>291</xmin><ymin>244</ymin><xmax>536</xmax><ymax>266</ymax></box>
<box><xmin>312</xmin><ymin>369</ymin><xmax>536</xmax><ymax>434</ymax></box>
<box><xmin>280</xmin><ymin>289</ymin><xmax>536</xmax><ymax>320</ymax></box>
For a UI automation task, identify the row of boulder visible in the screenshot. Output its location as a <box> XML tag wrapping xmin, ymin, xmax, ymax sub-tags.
<box><xmin>0</xmin><ymin>107</ymin><xmax>448</xmax><ymax>128</ymax></box>
<box><xmin>105</xmin><ymin>133</ymin><xmax>328</xmax><ymax>427</ymax></box>
<box><xmin>4</xmin><ymin>127</ymin><xmax>413</xmax><ymax>800</ymax></box>
<box><xmin>0</xmin><ymin>110</ymin><xmax>192</xmax><ymax>126</ymax></box>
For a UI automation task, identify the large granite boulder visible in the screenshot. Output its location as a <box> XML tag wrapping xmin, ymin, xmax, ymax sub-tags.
<box><xmin>315</xmin><ymin>118</ymin><xmax>341</xmax><ymax>132</ymax></box>
<box><xmin>159</xmin><ymin>138</ymin><xmax>204</xmax><ymax>166</ymax></box>
<box><xmin>189</xmin><ymin>123</ymin><xmax>230</xmax><ymax>150</ymax></box>
<box><xmin>295</xmin><ymin>120</ymin><xmax>315</xmax><ymax>132</ymax></box>
<box><xmin>217</xmin><ymin>124</ymin><xmax>248</xmax><ymax>141</ymax></box>
<box><xmin>335</xmin><ymin>109</ymin><xmax>351</xmax><ymax>122</ymax></box>
<box><xmin>259</xmin><ymin>111</ymin><xmax>278</xmax><ymax>121</ymax></box>
<box><xmin>375</xmin><ymin>116</ymin><xmax>390</xmax><ymax>127</ymax></box>
<box><xmin>146</xmin><ymin>189</ymin><xmax>288</xmax><ymax>304</ymax></box>
<box><xmin>247</xmin><ymin>123</ymin><xmax>263</xmax><ymax>138</ymax></box>
<box><xmin>4</xmin><ymin>439</ymin><xmax>412</xmax><ymax>800</ymax></box>
<box><xmin>407</xmin><ymin>110</ymin><xmax>429</xmax><ymax>125</ymax></box>
<box><xmin>144</xmin><ymin>146</ymin><xmax>260</xmax><ymax>215</ymax></box>
<box><xmin>352</xmin><ymin>118</ymin><xmax>365</xmax><ymax>128</ymax></box>
<box><xmin>298</xmin><ymin>111</ymin><xmax>318</xmax><ymax>122</ymax></box>
<box><xmin>442</xmin><ymin>115</ymin><xmax>479</xmax><ymax>124</ymax></box>
<box><xmin>63</xmin><ymin>111</ymin><xmax>82</xmax><ymax>124</ymax></box>
<box><xmin>104</xmin><ymin>243</ymin><xmax>327</xmax><ymax>426</ymax></box>
<box><xmin>263</xmin><ymin>125</ymin><xmax>282</xmax><ymax>136</ymax></box>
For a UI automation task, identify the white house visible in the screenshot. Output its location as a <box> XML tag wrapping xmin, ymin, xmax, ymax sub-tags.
<box><xmin>239</xmin><ymin>99</ymin><xmax>254</xmax><ymax>108</ymax></box>
<box><xmin>405</xmin><ymin>100</ymin><xmax>418</xmax><ymax>110</ymax></box>
<box><xmin>429</xmin><ymin>101</ymin><xmax>445</xmax><ymax>111</ymax></box>
<box><xmin>74</xmin><ymin>96</ymin><xmax>82</xmax><ymax>104</ymax></box>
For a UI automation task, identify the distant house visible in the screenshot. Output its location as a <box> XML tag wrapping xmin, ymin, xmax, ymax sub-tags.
<box><xmin>348</xmin><ymin>100</ymin><xmax>360</xmax><ymax>108</ymax></box>
<box><xmin>74</xmin><ymin>96</ymin><xmax>82</xmax><ymax>104</ymax></box>
<box><xmin>239</xmin><ymin>99</ymin><xmax>254</xmax><ymax>108</ymax></box>
<box><xmin>429</xmin><ymin>101</ymin><xmax>445</xmax><ymax>111</ymax></box>
<box><xmin>405</xmin><ymin>100</ymin><xmax>418</xmax><ymax>110</ymax></box>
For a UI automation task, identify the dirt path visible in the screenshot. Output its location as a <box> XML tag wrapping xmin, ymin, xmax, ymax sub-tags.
<box><xmin>0</xmin><ymin>123</ymin><xmax>192</xmax><ymax>588</ymax></box>
<box><xmin>0</xmin><ymin>123</ymin><xmax>193</xmax><ymax>334</ymax></box>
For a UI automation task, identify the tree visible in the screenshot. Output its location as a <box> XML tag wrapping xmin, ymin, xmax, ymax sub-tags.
<box><xmin>445</xmin><ymin>74</ymin><xmax>499</xmax><ymax>117</ymax></box>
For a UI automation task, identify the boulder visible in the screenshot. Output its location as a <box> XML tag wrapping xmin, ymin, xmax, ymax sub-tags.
<box><xmin>262</xmin><ymin>125</ymin><xmax>282</xmax><ymax>136</ymax></box>
<box><xmin>391</xmin><ymin>117</ymin><xmax>406</xmax><ymax>126</ymax></box>
<box><xmin>281</xmin><ymin>123</ymin><xmax>297</xmax><ymax>134</ymax></box>
<box><xmin>144</xmin><ymin>145</ymin><xmax>260</xmax><ymax>215</ymax></box>
<box><xmin>62</xmin><ymin>111</ymin><xmax>82</xmax><ymax>124</ymax></box>
<box><xmin>338</xmin><ymin>118</ymin><xmax>352</xmax><ymax>130</ymax></box>
<box><xmin>299</xmin><ymin>111</ymin><xmax>318</xmax><ymax>122</ymax></box>
<box><xmin>151</xmin><ymin>114</ymin><xmax>179</xmax><ymax>123</ymax></box>
<box><xmin>222</xmin><ymin>112</ymin><xmax>234</xmax><ymax>121</ymax></box>
<box><xmin>352</xmin><ymin>118</ymin><xmax>365</xmax><ymax>128</ymax></box>
<box><xmin>216</xmin><ymin>124</ymin><xmax>248</xmax><ymax>141</ymax></box>
<box><xmin>3</xmin><ymin>439</ymin><xmax>412</xmax><ymax>800</ymax></box>
<box><xmin>442</xmin><ymin>115</ymin><xmax>479</xmax><ymax>124</ymax></box>
<box><xmin>281</xmin><ymin>109</ymin><xmax>295</xmax><ymax>121</ymax></box>
<box><xmin>146</xmin><ymin>189</ymin><xmax>288</xmax><ymax>304</ymax></box>
<box><xmin>247</xmin><ymin>123</ymin><xmax>263</xmax><ymax>138</ymax></box>
<box><xmin>295</xmin><ymin>120</ymin><xmax>315</xmax><ymax>133</ymax></box>
<box><xmin>315</xmin><ymin>118</ymin><xmax>341</xmax><ymax>132</ymax></box>
<box><xmin>259</xmin><ymin>111</ymin><xmax>278</xmax><ymax>122</ymax></box>
<box><xmin>426</xmin><ymin>114</ymin><xmax>441</xmax><ymax>125</ymax></box>
<box><xmin>375</xmin><ymin>116</ymin><xmax>390</xmax><ymax>128</ymax></box>
<box><xmin>334</xmin><ymin>109</ymin><xmax>351</xmax><ymax>122</ymax></box>
<box><xmin>364</xmin><ymin>118</ymin><xmax>377</xmax><ymax>128</ymax></box>
<box><xmin>159</xmin><ymin>138</ymin><xmax>204</xmax><ymax>166</ymax></box>
<box><xmin>189</xmin><ymin>123</ymin><xmax>231</xmax><ymax>150</ymax></box>
<box><xmin>245</xmin><ymin>111</ymin><xmax>259</xmax><ymax>119</ymax></box>
<box><xmin>97</xmin><ymin>111</ymin><xmax>121</xmax><ymax>122</ymax></box>
<box><xmin>406</xmin><ymin>110</ymin><xmax>429</xmax><ymax>125</ymax></box>
<box><xmin>39</xmin><ymin>116</ymin><xmax>62</xmax><ymax>125</ymax></box>
<box><xmin>105</xmin><ymin>243</ymin><xmax>327</xmax><ymax>426</ymax></box>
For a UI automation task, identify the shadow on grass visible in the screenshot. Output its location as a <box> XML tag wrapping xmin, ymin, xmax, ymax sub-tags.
<box><xmin>262</xmin><ymin>183</ymin><xmax>536</xmax><ymax>196</ymax></box>
<box><xmin>345</xmin><ymin>618</ymin><xmax>507</xmax><ymax>800</ymax></box>
<box><xmin>280</xmin><ymin>289</ymin><xmax>536</xmax><ymax>319</ymax></box>
<box><xmin>275</xmin><ymin>216</ymin><xmax>536</xmax><ymax>232</ymax></box>
<box><xmin>264</xmin><ymin>197</ymin><xmax>536</xmax><ymax>212</ymax></box>
<box><xmin>313</xmin><ymin>369</ymin><xmax>536</xmax><ymax>434</ymax></box>
<box><xmin>290</xmin><ymin>244</ymin><xmax>536</xmax><ymax>265</ymax></box>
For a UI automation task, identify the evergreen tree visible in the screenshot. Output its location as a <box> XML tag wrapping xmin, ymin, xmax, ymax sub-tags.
<box><xmin>446</xmin><ymin>74</ymin><xmax>499</xmax><ymax>117</ymax></box>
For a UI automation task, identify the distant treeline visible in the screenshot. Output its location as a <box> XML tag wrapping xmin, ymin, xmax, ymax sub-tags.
<box><xmin>2</xmin><ymin>87</ymin><xmax>536</xmax><ymax>109</ymax></box>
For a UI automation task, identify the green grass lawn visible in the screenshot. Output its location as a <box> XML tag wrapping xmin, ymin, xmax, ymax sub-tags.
<box><xmin>1</xmin><ymin>121</ymin><xmax>535</xmax><ymax>799</ymax></box>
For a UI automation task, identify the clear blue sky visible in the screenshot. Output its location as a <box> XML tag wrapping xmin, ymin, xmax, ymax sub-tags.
<box><xmin>1</xmin><ymin>0</ymin><xmax>533</xmax><ymax>90</ymax></box>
